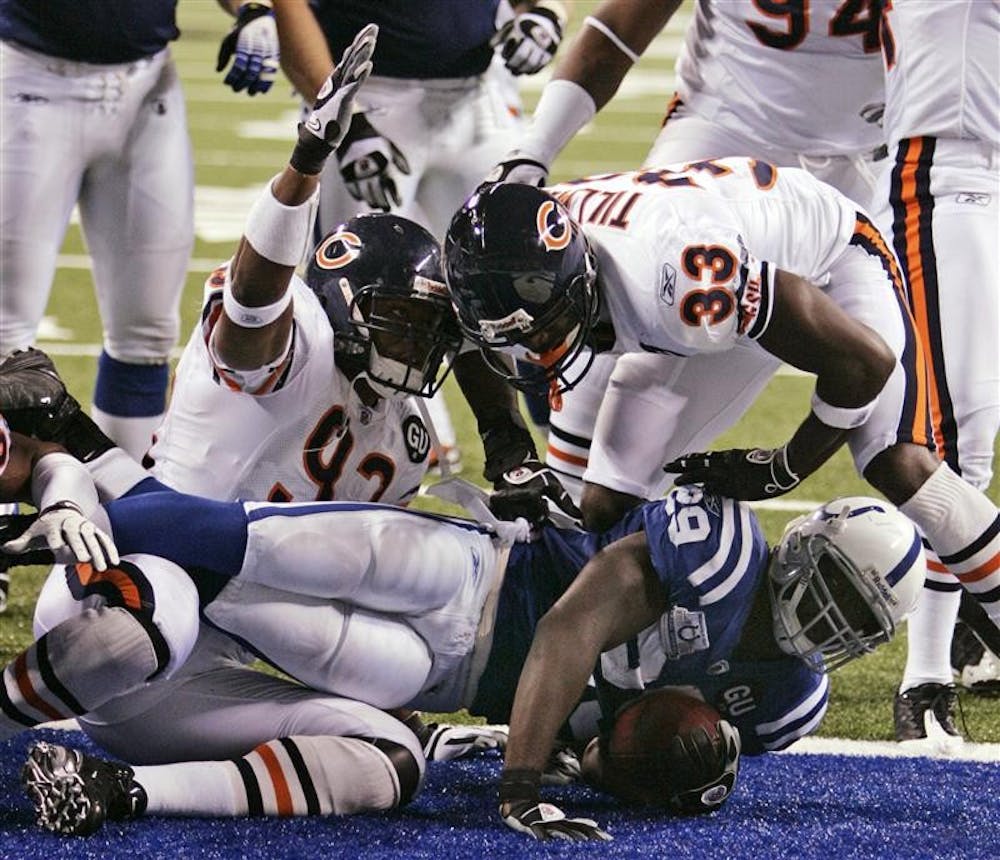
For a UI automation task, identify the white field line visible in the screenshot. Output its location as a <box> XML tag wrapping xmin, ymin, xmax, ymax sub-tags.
<box><xmin>37</xmin><ymin>719</ymin><xmax>1000</xmax><ymax>762</ymax></box>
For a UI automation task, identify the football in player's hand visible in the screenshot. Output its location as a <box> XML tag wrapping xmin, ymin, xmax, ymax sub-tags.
<box><xmin>581</xmin><ymin>688</ymin><xmax>741</xmax><ymax>813</ymax></box>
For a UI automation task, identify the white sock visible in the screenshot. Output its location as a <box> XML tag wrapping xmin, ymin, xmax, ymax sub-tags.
<box><xmin>86</xmin><ymin>447</ymin><xmax>151</xmax><ymax>499</ymax></box>
<box><xmin>91</xmin><ymin>407</ymin><xmax>163</xmax><ymax>463</ymax></box>
<box><xmin>900</xmin><ymin>463</ymin><xmax>1000</xmax><ymax>627</ymax></box>
<box><xmin>135</xmin><ymin>760</ymin><xmax>246</xmax><ymax>817</ymax></box>
<box><xmin>900</xmin><ymin>576</ymin><xmax>961</xmax><ymax>691</ymax></box>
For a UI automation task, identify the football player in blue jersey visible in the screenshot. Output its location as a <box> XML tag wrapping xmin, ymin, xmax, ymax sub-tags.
<box><xmin>8</xmin><ymin>485</ymin><xmax>923</xmax><ymax>839</ymax></box>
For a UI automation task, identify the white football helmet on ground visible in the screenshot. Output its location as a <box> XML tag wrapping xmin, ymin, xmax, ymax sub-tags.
<box><xmin>769</xmin><ymin>497</ymin><xmax>925</xmax><ymax>672</ymax></box>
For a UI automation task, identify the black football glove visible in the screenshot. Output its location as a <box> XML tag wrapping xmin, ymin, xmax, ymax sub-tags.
<box><xmin>490</xmin><ymin>459</ymin><xmax>582</xmax><ymax>526</ymax></box>
<box><xmin>216</xmin><ymin>2</ymin><xmax>279</xmax><ymax>95</ymax></box>
<box><xmin>499</xmin><ymin>768</ymin><xmax>610</xmax><ymax>842</ymax></box>
<box><xmin>336</xmin><ymin>112</ymin><xmax>411</xmax><ymax>212</ymax></box>
<box><xmin>492</xmin><ymin>1</ymin><xmax>567</xmax><ymax>76</ymax></box>
<box><xmin>664</xmin><ymin>445</ymin><xmax>801</xmax><ymax>501</ymax></box>
<box><xmin>0</xmin><ymin>348</ymin><xmax>116</xmax><ymax>463</ymax></box>
<box><xmin>666</xmin><ymin>719</ymin><xmax>741</xmax><ymax>815</ymax></box>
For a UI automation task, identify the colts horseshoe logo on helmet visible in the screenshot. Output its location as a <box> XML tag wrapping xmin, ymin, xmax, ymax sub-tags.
<box><xmin>536</xmin><ymin>201</ymin><xmax>572</xmax><ymax>251</ymax></box>
<box><xmin>314</xmin><ymin>228</ymin><xmax>363</xmax><ymax>270</ymax></box>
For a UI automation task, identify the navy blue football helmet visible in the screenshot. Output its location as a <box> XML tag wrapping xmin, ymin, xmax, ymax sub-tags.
<box><xmin>307</xmin><ymin>214</ymin><xmax>462</xmax><ymax>398</ymax></box>
<box><xmin>444</xmin><ymin>184</ymin><xmax>598</xmax><ymax>395</ymax></box>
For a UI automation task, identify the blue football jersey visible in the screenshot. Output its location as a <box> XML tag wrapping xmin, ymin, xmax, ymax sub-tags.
<box><xmin>310</xmin><ymin>0</ymin><xmax>501</xmax><ymax>78</ymax></box>
<box><xmin>0</xmin><ymin>0</ymin><xmax>179</xmax><ymax>63</ymax></box>
<box><xmin>471</xmin><ymin>487</ymin><xmax>829</xmax><ymax>753</ymax></box>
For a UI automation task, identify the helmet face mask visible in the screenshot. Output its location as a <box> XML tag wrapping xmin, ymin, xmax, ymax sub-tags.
<box><xmin>307</xmin><ymin>215</ymin><xmax>462</xmax><ymax>398</ymax></box>
<box><xmin>445</xmin><ymin>184</ymin><xmax>600</xmax><ymax>396</ymax></box>
<box><xmin>768</xmin><ymin>498</ymin><xmax>925</xmax><ymax>673</ymax></box>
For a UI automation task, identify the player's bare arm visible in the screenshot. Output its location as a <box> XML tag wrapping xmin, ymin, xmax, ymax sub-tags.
<box><xmin>552</xmin><ymin>0</ymin><xmax>681</xmax><ymax>109</ymax></box>
<box><xmin>272</xmin><ymin>0</ymin><xmax>334</xmax><ymax>102</ymax></box>
<box><xmin>755</xmin><ymin>270</ymin><xmax>895</xmax><ymax>479</ymax></box>
<box><xmin>500</xmin><ymin>532</ymin><xmax>664</xmax><ymax>838</ymax></box>
<box><xmin>667</xmin><ymin>269</ymin><xmax>897</xmax><ymax>499</ymax></box>
<box><xmin>213</xmin><ymin>24</ymin><xmax>377</xmax><ymax>370</ymax></box>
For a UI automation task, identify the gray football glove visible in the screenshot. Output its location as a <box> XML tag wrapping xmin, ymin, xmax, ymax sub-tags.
<box><xmin>3</xmin><ymin>502</ymin><xmax>119</xmax><ymax>572</ymax></box>
<box><xmin>480</xmin><ymin>155</ymin><xmax>549</xmax><ymax>190</ymax></box>
<box><xmin>217</xmin><ymin>2</ymin><xmax>279</xmax><ymax>95</ymax></box>
<box><xmin>498</xmin><ymin>767</ymin><xmax>611</xmax><ymax>842</ymax></box>
<box><xmin>290</xmin><ymin>23</ymin><xmax>378</xmax><ymax>175</ymax></box>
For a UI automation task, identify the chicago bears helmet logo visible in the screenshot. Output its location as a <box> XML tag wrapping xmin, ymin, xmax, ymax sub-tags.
<box><xmin>536</xmin><ymin>201</ymin><xmax>572</xmax><ymax>252</ymax></box>
<box><xmin>314</xmin><ymin>229</ymin><xmax>362</xmax><ymax>270</ymax></box>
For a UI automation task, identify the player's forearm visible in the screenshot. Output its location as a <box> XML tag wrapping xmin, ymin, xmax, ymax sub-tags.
<box><xmin>504</xmin><ymin>610</ymin><xmax>601</xmax><ymax>775</ymax></box>
<box><xmin>273</xmin><ymin>0</ymin><xmax>334</xmax><ymax>102</ymax></box>
<box><xmin>551</xmin><ymin>0</ymin><xmax>681</xmax><ymax>109</ymax></box>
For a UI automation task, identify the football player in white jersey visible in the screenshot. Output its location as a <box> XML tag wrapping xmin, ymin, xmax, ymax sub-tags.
<box><xmin>15</xmin><ymin>486</ymin><xmax>923</xmax><ymax>839</ymax></box>
<box><xmin>871</xmin><ymin>0</ymin><xmax>1000</xmax><ymax>748</ymax></box>
<box><xmin>269</xmin><ymin>0</ymin><xmax>571</xmax><ymax>460</ymax></box>
<box><xmin>488</xmin><ymin>0</ymin><xmax>891</xmax><ymax>508</ymax></box>
<box><xmin>444</xmin><ymin>168</ymin><xmax>1000</xmax><ymax>645</ymax></box>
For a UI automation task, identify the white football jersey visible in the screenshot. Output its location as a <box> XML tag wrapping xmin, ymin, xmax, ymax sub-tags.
<box><xmin>675</xmin><ymin>0</ymin><xmax>885</xmax><ymax>155</ymax></box>
<box><xmin>881</xmin><ymin>0</ymin><xmax>1000</xmax><ymax>146</ymax></box>
<box><xmin>548</xmin><ymin>159</ymin><xmax>859</xmax><ymax>357</ymax></box>
<box><xmin>147</xmin><ymin>269</ymin><xmax>432</xmax><ymax>506</ymax></box>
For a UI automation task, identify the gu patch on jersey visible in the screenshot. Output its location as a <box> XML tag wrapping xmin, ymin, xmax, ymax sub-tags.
<box><xmin>402</xmin><ymin>414</ymin><xmax>431</xmax><ymax>463</ymax></box>
<box><xmin>659</xmin><ymin>605</ymin><xmax>710</xmax><ymax>659</ymax></box>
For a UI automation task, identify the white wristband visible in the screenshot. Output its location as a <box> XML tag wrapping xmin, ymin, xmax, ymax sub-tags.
<box><xmin>223</xmin><ymin>268</ymin><xmax>292</xmax><ymax>328</ymax></box>
<box><xmin>515</xmin><ymin>79</ymin><xmax>597</xmax><ymax>168</ymax></box>
<box><xmin>243</xmin><ymin>173</ymin><xmax>319</xmax><ymax>267</ymax></box>
<box><xmin>31</xmin><ymin>452</ymin><xmax>100</xmax><ymax>515</ymax></box>
<box><xmin>584</xmin><ymin>16</ymin><xmax>640</xmax><ymax>63</ymax></box>
<box><xmin>810</xmin><ymin>391</ymin><xmax>878</xmax><ymax>429</ymax></box>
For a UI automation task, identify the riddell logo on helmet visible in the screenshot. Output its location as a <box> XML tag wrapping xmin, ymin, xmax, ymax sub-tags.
<box><xmin>536</xmin><ymin>201</ymin><xmax>572</xmax><ymax>251</ymax></box>
<box><xmin>314</xmin><ymin>229</ymin><xmax>362</xmax><ymax>269</ymax></box>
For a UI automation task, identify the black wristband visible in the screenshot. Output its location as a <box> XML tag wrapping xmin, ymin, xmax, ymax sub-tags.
<box><xmin>481</xmin><ymin>422</ymin><xmax>537</xmax><ymax>483</ymax></box>
<box><xmin>289</xmin><ymin>124</ymin><xmax>335</xmax><ymax>176</ymax></box>
<box><xmin>498</xmin><ymin>768</ymin><xmax>542</xmax><ymax>805</ymax></box>
<box><xmin>39</xmin><ymin>500</ymin><xmax>84</xmax><ymax>517</ymax></box>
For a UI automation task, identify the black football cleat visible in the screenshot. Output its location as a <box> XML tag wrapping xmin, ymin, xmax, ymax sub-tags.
<box><xmin>21</xmin><ymin>742</ymin><xmax>147</xmax><ymax>836</ymax></box>
<box><xmin>893</xmin><ymin>682</ymin><xmax>964</xmax><ymax>753</ymax></box>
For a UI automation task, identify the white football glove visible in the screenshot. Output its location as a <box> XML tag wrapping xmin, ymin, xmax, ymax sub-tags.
<box><xmin>217</xmin><ymin>2</ymin><xmax>279</xmax><ymax>96</ymax></box>
<box><xmin>335</xmin><ymin>113</ymin><xmax>411</xmax><ymax>212</ymax></box>
<box><xmin>500</xmin><ymin>800</ymin><xmax>611</xmax><ymax>842</ymax></box>
<box><xmin>422</xmin><ymin>723</ymin><xmax>508</xmax><ymax>762</ymax></box>
<box><xmin>290</xmin><ymin>23</ymin><xmax>378</xmax><ymax>175</ymax></box>
<box><xmin>2</xmin><ymin>502</ymin><xmax>119</xmax><ymax>572</ymax></box>
<box><xmin>493</xmin><ymin>1</ymin><xmax>567</xmax><ymax>76</ymax></box>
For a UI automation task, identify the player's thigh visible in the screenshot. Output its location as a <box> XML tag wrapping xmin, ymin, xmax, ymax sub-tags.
<box><xmin>646</xmin><ymin>109</ymin><xmax>789</xmax><ymax>166</ymax></box>
<box><xmin>587</xmin><ymin>346</ymin><xmax>780</xmax><ymax>499</ymax></box>
<box><xmin>80</xmin><ymin>55</ymin><xmax>191</xmax><ymax>358</ymax></box>
<box><xmin>203</xmin><ymin>581</ymin><xmax>434</xmax><ymax>708</ymax></box>
<box><xmin>0</xmin><ymin>43</ymin><xmax>89</xmax><ymax>342</ymax></box>
<box><xmin>81</xmin><ymin>664</ymin><xmax>419</xmax><ymax>764</ymax></box>
<box><xmin>240</xmin><ymin>502</ymin><xmax>494</xmax><ymax>613</ymax></box>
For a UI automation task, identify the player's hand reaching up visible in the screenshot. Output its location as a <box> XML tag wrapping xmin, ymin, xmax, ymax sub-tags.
<box><xmin>291</xmin><ymin>23</ymin><xmax>379</xmax><ymax>175</ymax></box>
<box><xmin>217</xmin><ymin>2</ymin><xmax>279</xmax><ymax>95</ymax></box>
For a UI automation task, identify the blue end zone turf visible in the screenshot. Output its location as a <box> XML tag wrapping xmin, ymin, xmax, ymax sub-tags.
<box><xmin>1</xmin><ymin>728</ymin><xmax>997</xmax><ymax>858</ymax></box>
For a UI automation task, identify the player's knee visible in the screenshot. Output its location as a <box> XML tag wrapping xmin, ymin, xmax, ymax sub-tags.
<box><xmin>60</xmin><ymin>553</ymin><xmax>200</xmax><ymax>679</ymax></box>
<box><xmin>862</xmin><ymin>444</ymin><xmax>939</xmax><ymax>506</ymax></box>
<box><xmin>580</xmin><ymin>482</ymin><xmax>643</xmax><ymax>532</ymax></box>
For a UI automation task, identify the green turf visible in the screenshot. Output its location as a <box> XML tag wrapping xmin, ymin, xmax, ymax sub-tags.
<box><xmin>4</xmin><ymin>0</ymin><xmax>997</xmax><ymax>743</ymax></box>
